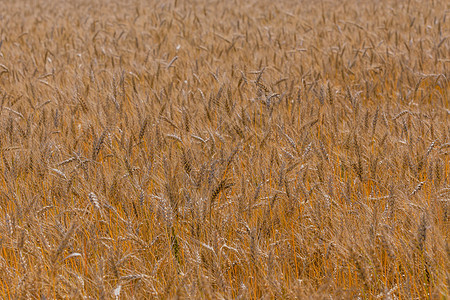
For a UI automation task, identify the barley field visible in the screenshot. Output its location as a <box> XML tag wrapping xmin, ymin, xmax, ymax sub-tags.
<box><xmin>0</xmin><ymin>0</ymin><xmax>449</xmax><ymax>298</ymax></box>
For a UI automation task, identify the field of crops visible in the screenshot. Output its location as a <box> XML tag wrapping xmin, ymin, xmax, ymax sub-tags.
<box><xmin>0</xmin><ymin>0</ymin><xmax>449</xmax><ymax>298</ymax></box>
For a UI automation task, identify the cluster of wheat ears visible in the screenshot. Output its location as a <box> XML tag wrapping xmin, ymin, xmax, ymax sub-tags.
<box><xmin>0</xmin><ymin>0</ymin><xmax>448</xmax><ymax>298</ymax></box>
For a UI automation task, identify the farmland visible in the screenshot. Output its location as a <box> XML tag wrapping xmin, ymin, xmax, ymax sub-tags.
<box><xmin>0</xmin><ymin>0</ymin><xmax>449</xmax><ymax>298</ymax></box>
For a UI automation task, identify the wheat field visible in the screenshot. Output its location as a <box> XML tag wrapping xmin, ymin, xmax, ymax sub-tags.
<box><xmin>0</xmin><ymin>0</ymin><xmax>449</xmax><ymax>298</ymax></box>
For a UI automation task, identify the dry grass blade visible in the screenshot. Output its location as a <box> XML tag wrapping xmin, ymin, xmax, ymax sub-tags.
<box><xmin>52</xmin><ymin>222</ymin><xmax>79</xmax><ymax>265</ymax></box>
